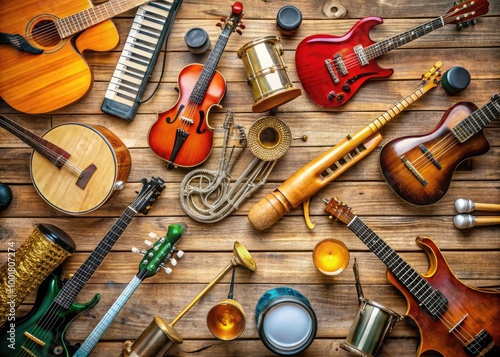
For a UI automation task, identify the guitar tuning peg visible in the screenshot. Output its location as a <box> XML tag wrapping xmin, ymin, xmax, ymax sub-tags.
<box><xmin>149</xmin><ymin>232</ymin><xmax>160</xmax><ymax>240</ymax></box>
<box><xmin>131</xmin><ymin>247</ymin><xmax>145</xmax><ymax>255</ymax></box>
<box><xmin>163</xmin><ymin>267</ymin><xmax>173</xmax><ymax>274</ymax></box>
<box><xmin>236</xmin><ymin>29</ymin><xmax>242</xmax><ymax>35</ymax></box>
<box><xmin>170</xmin><ymin>258</ymin><xmax>177</xmax><ymax>267</ymax></box>
<box><xmin>238</xmin><ymin>23</ymin><xmax>245</xmax><ymax>29</ymax></box>
<box><xmin>176</xmin><ymin>250</ymin><xmax>184</xmax><ymax>258</ymax></box>
<box><xmin>220</xmin><ymin>17</ymin><xmax>226</xmax><ymax>22</ymax></box>
<box><xmin>144</xmin><ymin>240</ymin><xmax>154</xmax><ymax>247</ymax></box>
<box><xmin>216</xmin><ymin>22</ymin><xmax>223</xmax><ymax>28</ymax></box>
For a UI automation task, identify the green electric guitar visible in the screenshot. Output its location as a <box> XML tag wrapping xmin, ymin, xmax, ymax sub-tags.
<box><xmin>73</xmin><ymin>224</ymin><xmax>185</xmax><ymax>357</ymax></box>
<box><xmin>0</xmin><ymin>177</ymin><xmax>166</xmax><ymax>357</ymax></box>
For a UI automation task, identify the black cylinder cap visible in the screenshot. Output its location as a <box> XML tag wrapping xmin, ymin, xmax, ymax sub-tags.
<box><xmin>277</xmin><ymin>5</ymin><xmax>302</xmax><ymax>32</ymax></box>
<box><xmin>441</xmin><ymin>66</ymin><xmax>471</xmax><ymax>95</ymax></box>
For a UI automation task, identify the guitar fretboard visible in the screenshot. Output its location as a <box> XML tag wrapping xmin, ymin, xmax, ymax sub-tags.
<box><xmin>55</xmin><ymin>0</ymin><xmax>151</xmax><ymax>38</ymax></box>
<box><xmin>451</xmin><ymin>95</ymin><xmax>500</xmax><ymax>143</ymax></box>
<box><xmin>365</xmin><ymin>17</ymin><xmax>444</xmax><ymax>61</ymax></box>
<box><xmin>189</xmin><ymin>28</ymin><xmax>233</xmax><ymax>104</ymax></box>
<box><xmin>347</xmin><ymin>216</ymin><xmax>448</xmax><ymax>316</ymax></box>
<box><xmin>54</xmin><ymin>207</ymin><xmax>137</xmax><ymax>309</ymax></box>
<box><xmin>74</xmin><ymin>274</ymin><xmax>145</xmax><ymax>356</ymax></box>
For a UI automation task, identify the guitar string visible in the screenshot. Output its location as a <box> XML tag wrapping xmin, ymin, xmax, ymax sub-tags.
<box><xmin>14</xmin><ymin>202</ymin><xmax>143</xmax><ymax>357</ymax></box>
<box><xmin>349</xmin><ymin>218</ymin><xmax>477</xmax><ymax>348</ymax></box>
<box><xmin>324</xmin><ymin>10</ymin><xmax>467</xmax><ymax>73</ymax></box>
<box><xmin>351</xmin><ymin>217</ymin><xmax>490</xmax><ymax>356</ymax></box>
<box><xmin>23</xmin><ymin>0</ymin><xmax>149</xmax><ymax>45</ymax></box>
<box><xmin>408</xmin><ymin>105</ymin><xmax>495</xmax><ymax>172</ymax></box>
<box><xmin>343</xmin><ymin>214</ymin><xmax>485</xmax><ymax>354</ymax></box>
<box><xmin>0</xmin><ymin>119</ymin><xmax>86</xmax><ymax>177</ymax></box>
<box><xmin>76</xmin><ymin>269</ymin><xmax>151</xmax><ymax>356</ymax></box>
<box><xmin>405</xmin><ymin>101</ymin><xmax>498</xmax><ymax>172</ymax></box>
<box><xmin>15</xmin><ymin>185</ymin><xmax>156</xmax><ymax>357</ymax></box>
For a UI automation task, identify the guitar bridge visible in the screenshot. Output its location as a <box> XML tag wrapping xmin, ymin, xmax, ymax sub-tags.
<box><xmin>401</xmin><ymin>155</ymin><xmax>427</xmax><ymax>186</ymax></box>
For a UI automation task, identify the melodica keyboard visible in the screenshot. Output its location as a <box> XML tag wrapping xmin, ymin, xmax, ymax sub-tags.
<box><xmin>101</xmin><ymin>0</ymin><xmax>182</xmax><ymax>121</ymax></box>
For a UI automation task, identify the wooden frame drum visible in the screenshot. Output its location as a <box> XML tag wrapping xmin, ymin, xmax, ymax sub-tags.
<box><xmin>237</xmin><ymin>36</ymin><xmax>301</xmax><ymax>112</ymax></box>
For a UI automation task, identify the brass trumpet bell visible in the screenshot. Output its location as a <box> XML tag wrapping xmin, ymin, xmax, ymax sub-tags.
<box><xmin>206</xmin><ymin>298</ymin><xmax>246</xmax><ymax>340</ymax></box>
<box><xmin>122</xmin><ymin>241</ymin><xmax>256</xmax><ymax>357</ymax></box>
<box><xmin>232</xmin><ymin>241</ymin><xmax>257</xmax><ymax>272</ymax></box>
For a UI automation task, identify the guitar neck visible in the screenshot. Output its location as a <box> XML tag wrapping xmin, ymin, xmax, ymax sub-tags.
<box><xmin>54</xmin><ymin>207</ymin><xmax>138</xmax><ymax>309</ymax></box>
<box><xmin>74</xmin><ymin>273</ymin><xmax>145</xmax><ymax>357</ymax></box>
<box><xmin>451</xmin><ymin>95</ymin><xmax>500</xmax><ymax>143</ymax></box>
<box><xmin>365</xmin><ymin>17</ymin><xmax>444</xmax><ymax>61</ymax></box>
<box><xmin>364</xmin><ymin>86</ymin><xmax>429</xmax><ymax>135</ymax></box>
<box><xmin>189</xmin><ymin>30</ymin><xmax>232</xmax><ymax>104</ymax></box>
<box><xmin>0</xmin><ymin>114</ymin><xmax>69</xmax><ymax>168</ymax></box>
<box><xmin>347</xmin><ymin>215</ymin><xmax>448</xmax><ymax>316</ymax></box>
<box><xmin>56</xmin><ymin>0</ymin><xmax>150</xmax><ymax>38</ymax></box>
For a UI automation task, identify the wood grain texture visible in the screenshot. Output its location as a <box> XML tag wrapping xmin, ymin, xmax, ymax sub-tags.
<box><xmin>0</xmin><ymin>0</ymin><xmax>498</xmax><ymax>356</ymax></box>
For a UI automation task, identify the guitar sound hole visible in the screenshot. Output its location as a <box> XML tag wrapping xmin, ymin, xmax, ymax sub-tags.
<box><xmin>31</xmin><ymin>20</ymin><xmax>61</xmax><ymax>48</ymax></box>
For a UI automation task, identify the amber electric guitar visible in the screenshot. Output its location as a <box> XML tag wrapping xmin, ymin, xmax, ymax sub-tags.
<box><xmin>0</xmin><ymin>114</ymin><xmax>131</xmax><ymax>215</ymax></box>
<box><xmin>324</xmin><ymin>197</ymin><xmax>500</xmax><ymax>357</ymax></box>
<box><xmin>148</xmin><ymin>2</ymin><xmax>244</xmax><ymax>168</ymax></box>
<box><xmin>380</xmin><ymin>94</ymin><xmax>500</xmax><ymax>206</ymax></box>
<box><xmin>0</xmin><ymin>0</ymin><xmax>151</xmax><ymax>114</ymax></box>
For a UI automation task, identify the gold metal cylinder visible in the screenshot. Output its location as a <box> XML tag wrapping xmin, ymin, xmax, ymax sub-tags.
<box><xmin>0</xmin><ymin>224</ymin><xmax>75</xmax><ymax>326</ymax></box>
<box><xmin>122</xmin><ymin>316</ymin><xmax>182</xmax><ymax>357</ymax></box>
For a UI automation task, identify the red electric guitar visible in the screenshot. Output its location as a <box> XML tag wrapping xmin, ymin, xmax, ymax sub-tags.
<box><xmin>324</xmin><ymin>197</ymin><xmax>500</xmax><ymax>357</ymax></box>
<box><xmin>295</xmin><ymin>0</ymin><xmax>489</xmax><ymax>108</ymax></box>
<box><xmin>379</xmin><ymin>94</ymin><xmax>500</xmax><ymax>206</ymax></box>
<box><xmin>148</xmin><ymin>2</ymin><xmax>244</xmax><ymax>168</ymax></box>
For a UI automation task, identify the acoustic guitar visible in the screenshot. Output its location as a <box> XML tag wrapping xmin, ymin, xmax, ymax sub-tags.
<box><xmin>324</xmin><ymin>197</ymin><xmax>500</xmax><ymax>357</ymax></box>
<box><xmin>0</xmin><ymin>177</ymin><xmax>166</xmax><ymax>357</ymax></box>
<box><xmin>379</xmin><ymin>93</ymin><xmax>500</xmax><ymax>206</ymax></box>
<box><xmin>294</xmin><ymin>0</ymin><xmax>489</xmax><ymax>108</ymax></box>
<box><xmin>74</xmin><ymin>224</ymin><xmax>184</xmax><ymax>357</ymax></box>
<box><xmin>0</xmin><ymin>114</ymin><xmax>131</xmax><ymax>215</ymax></box>
<box><xmin>0</xmin><ymin>0</ymin><xmax>151</xmax><ymax>114</ymax></box>
<box><xmin>148</xmin><ymin>2</ymin><xmax>245</xmax><ymax>168</ymax></box>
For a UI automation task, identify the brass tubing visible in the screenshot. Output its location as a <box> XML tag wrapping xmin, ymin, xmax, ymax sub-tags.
<box><xmin>170</xmin><ymin>262</ymin><xmax>234</xmax><ymax>326</ymax></box>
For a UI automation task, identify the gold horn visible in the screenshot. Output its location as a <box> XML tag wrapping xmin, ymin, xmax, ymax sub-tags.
<box><xmin>122</xmin><ymin>241</ymin><xmax>256</xmax><ymax>357</ymax></box>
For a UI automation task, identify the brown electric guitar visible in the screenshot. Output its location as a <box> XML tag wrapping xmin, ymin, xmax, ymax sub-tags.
<box><xmin>324</xmin><ymin>197</ymin><xmax>500</xmax><ymax>357</ymax></box>
<box><xmin>380</xmin><ymin>94</ymin><xmax>500</xmax><ymax>206</ymax></box>
<box><xmin>0</xmin><ymin>114</ymin><xmax>131</xmax><ymax>214</ymax></box>
<box><xmin>0</xmin><ymin>0</ymin><xmax>151</xmax><ymax>114</ymax></box>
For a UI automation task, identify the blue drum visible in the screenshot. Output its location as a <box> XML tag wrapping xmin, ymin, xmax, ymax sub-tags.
<box><xmin>255</xmin><ymin>287</ymin><xmax>317</xmax><ymax>355</ymax></box>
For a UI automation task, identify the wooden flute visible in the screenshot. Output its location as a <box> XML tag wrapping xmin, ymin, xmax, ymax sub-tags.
<box><xmin>248</xmin><ymin>62</ymin><xmax>443</xmax><ymax>230</ymax></box>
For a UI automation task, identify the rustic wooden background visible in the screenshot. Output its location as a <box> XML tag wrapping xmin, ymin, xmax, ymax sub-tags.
<box><xmin>0</xmin><ymin>0</ymin><xmax>499</xmax><ymax>356</ymax></box>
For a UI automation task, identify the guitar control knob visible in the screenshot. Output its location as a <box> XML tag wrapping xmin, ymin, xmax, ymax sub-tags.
<box><xmin>149</xmin><ymin>232</ymin><xmax>160</xmax><ymax>240</ymax></box>
<box><xmin>164</xmin><ymin>267</ymin><xmax>173</xmax><ymax>274</ymax></box>
<box><xmin>327</xmin><ymin>91</ymin><xmax>336</xmax><ymax>101</ymax></box>
<box><xmin>342</xmin><ymin>84</ymin><xmax>351</xmax><ymax>93</ymax></box>
<box><xmin>337</xmin><ymin>93</ymin><xmax>345</xmax><ymax>101</ymax></box>
<box><xmin>176</xmin><ymin>250</ymin><xmax>185</xmax><ymax>258</ymax></box>
<box><xmin>170</xmin><ymin>258</ymin><xmax>178</xmax><ymax>267</ymax></box>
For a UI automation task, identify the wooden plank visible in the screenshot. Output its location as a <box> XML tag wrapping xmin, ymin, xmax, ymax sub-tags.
<box><xmin>0</xmin><ymin>1</ymin><xmax>497</xmax><ymax>355</ymax></box>
<box><xmin>0</xmin><ymin>180</ymin><xmax>498</xmax><ymax>217</ymax></box>
<box><xmin>0</xmin><ymin>215</ymin><xmax>497</xmax><ymax>252</ymax></box>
